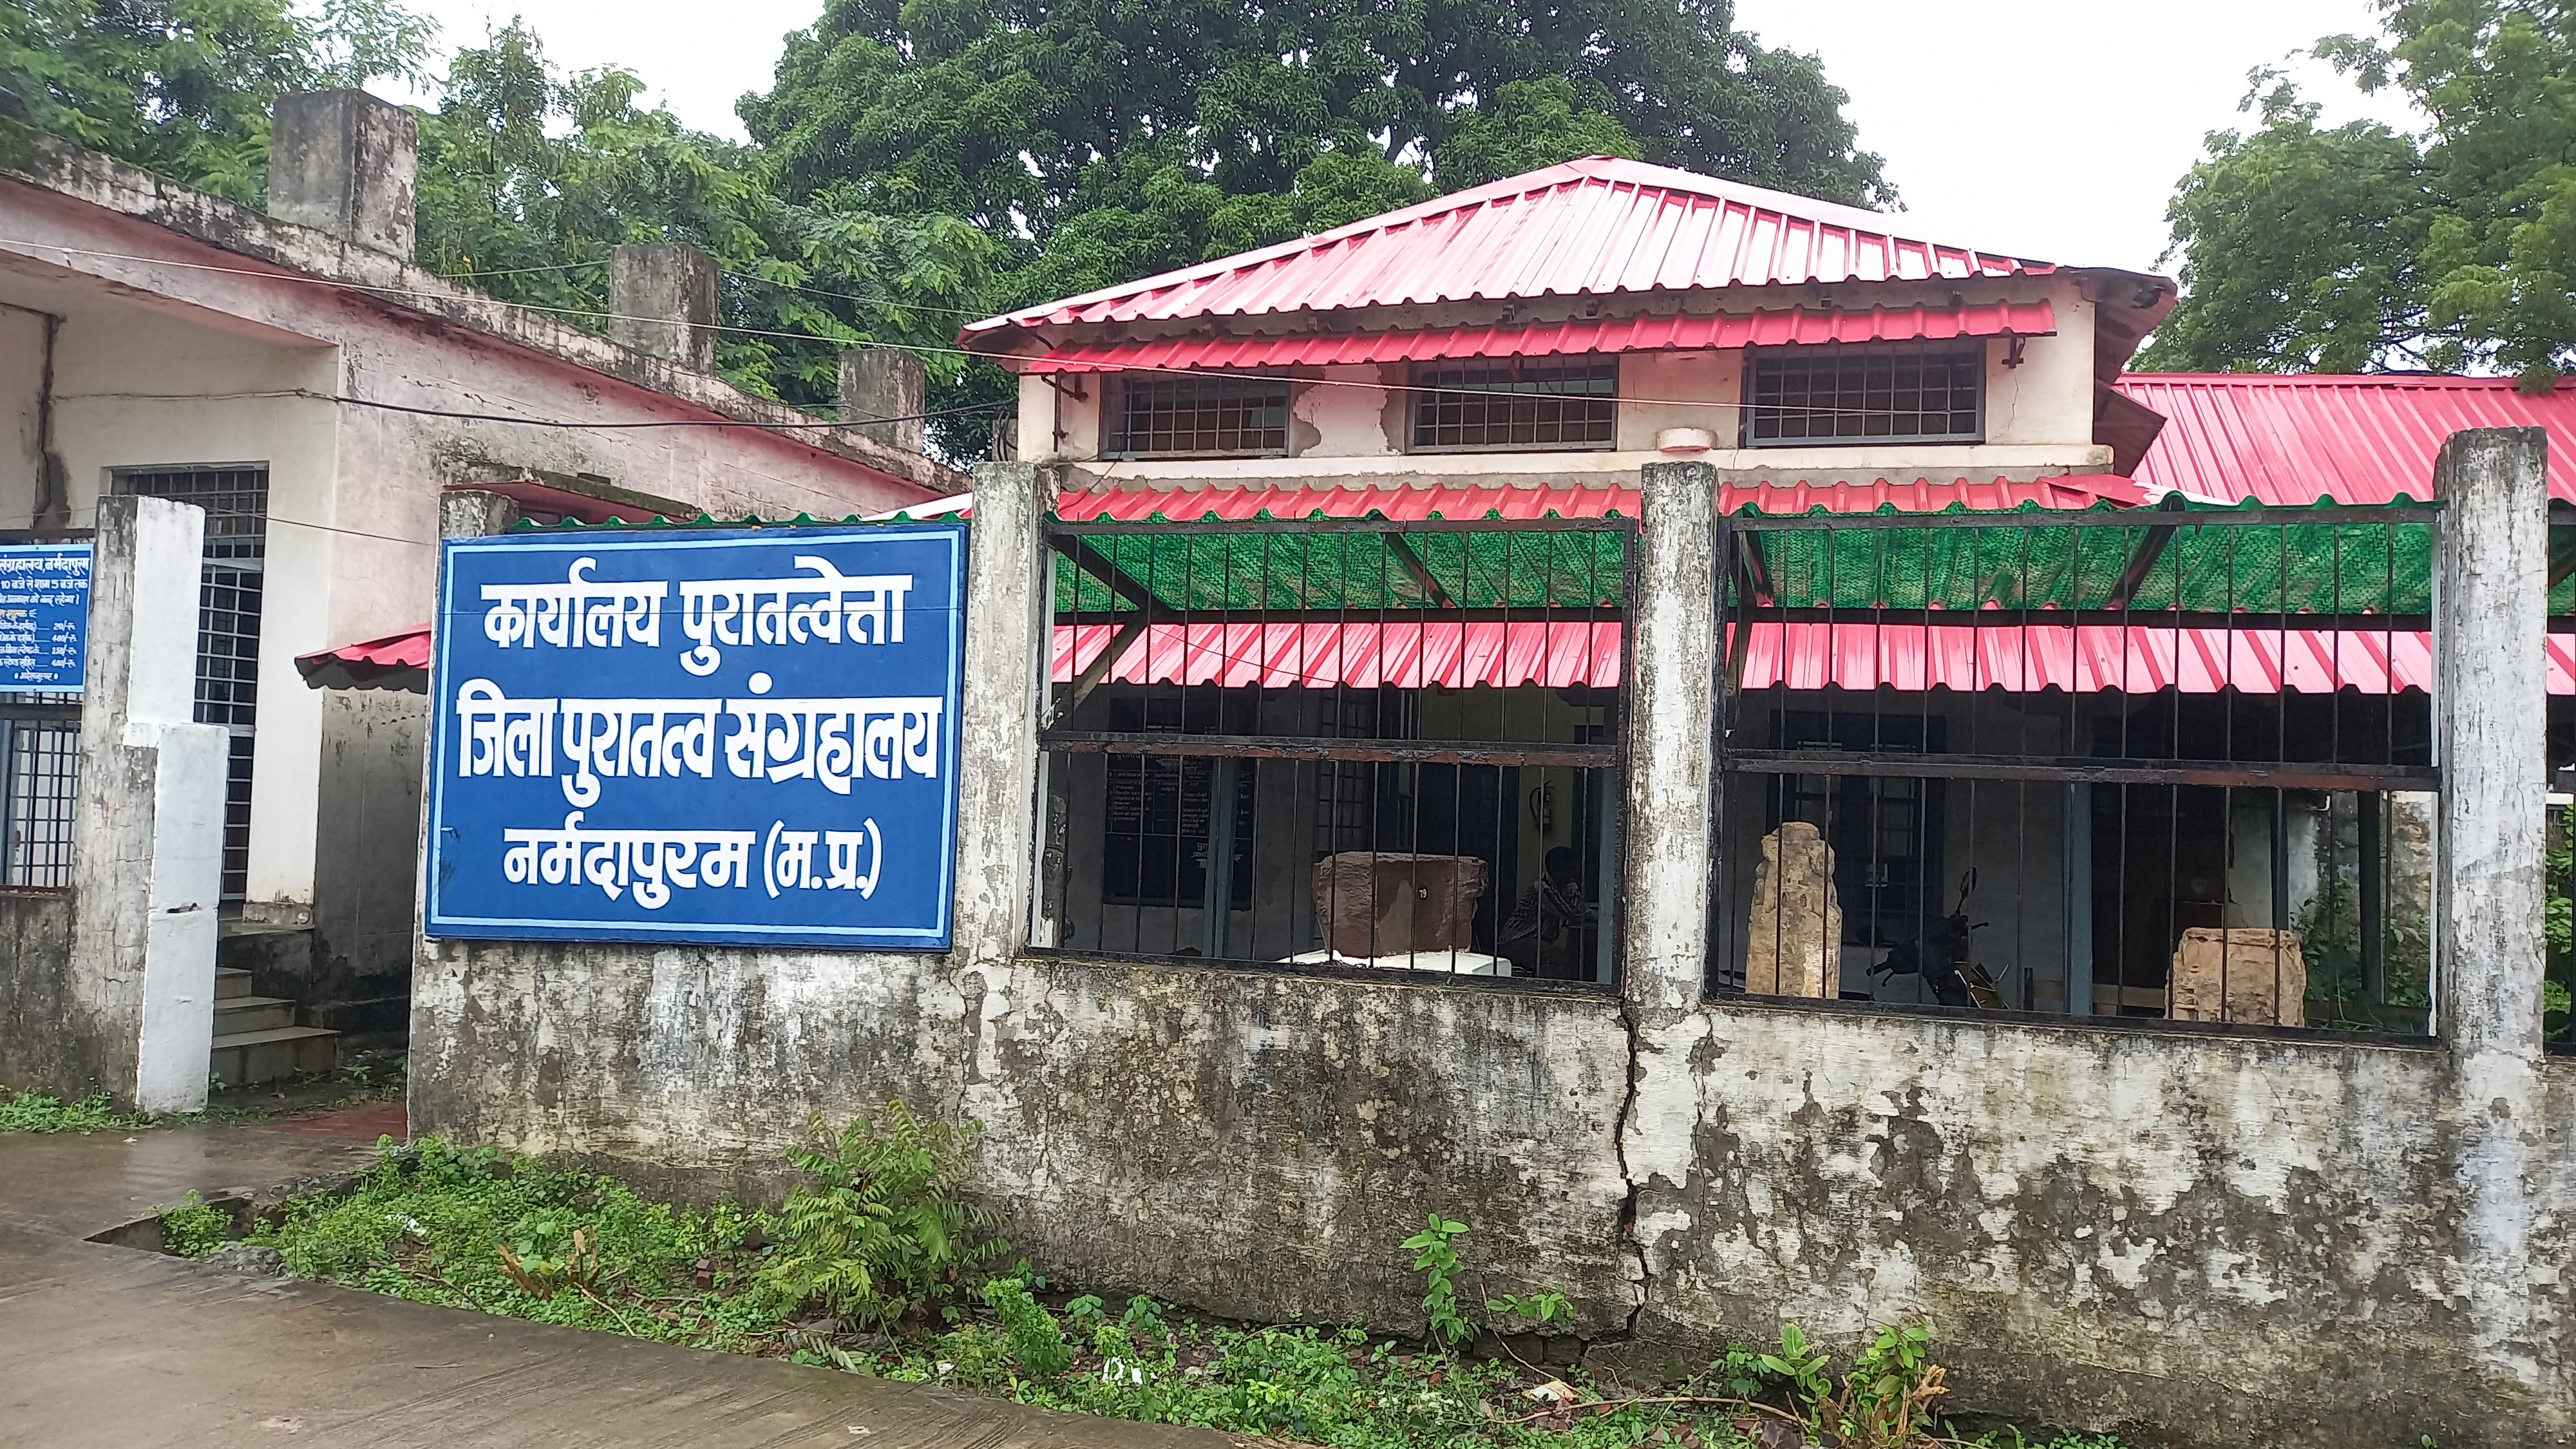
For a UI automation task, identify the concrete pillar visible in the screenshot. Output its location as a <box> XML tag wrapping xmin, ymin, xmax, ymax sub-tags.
<box><xmin>947</xmin><ymin>460</ymin><xmax>1052</xmax><ymax>966</ymax></box>
<box><xmin>838</xmin><ymin>345</ymin><xmax>927</xmax><ymax>455</ymax></box>
<box><xmin>64</xmin><ymin>497</ymin><xmax>231</xmax><ymax>1112</ymax></box>
<box><xmin>2434</xmin><ymin>426</ymin><xmax>2548</xmax><ymax>1056</ymax></box>
<box><xmin>2430</xmin><ymin>426</ymin><xmax>2550</xmax><ymax>1388</ymax></box>
<box><xmin>267</xmin><ymin>90</ymin><xmax>418</xmax><ymax>257</ymax></box>
<box><xmin>1619</xmin><ymin>459</ymin><xmax>1718</xmax><ymax>1020</ymax></box>
<box><xmin>610</xmin><ymin>243</ymin><xmax>721</xmax><ymax>374</ymax></box>
<box><xmin>439</xmin><ymin>488</ymin><xmax>522</xmax><ymax>540</ymax></box>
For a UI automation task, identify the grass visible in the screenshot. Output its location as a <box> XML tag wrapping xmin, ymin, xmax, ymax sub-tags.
<box><xmin>220</xmin><ymin>1137</ymin><xmax>2136</xmax><ymax>1449</ymax></box>
<box><xmin>1</xmin><ymin>1057</ymin><xmax>408</xmax><ymax>1134</ymax></box>
<box><xmin>0</xmin><ymin>1088</ymin><xmax>156</xmax><ymax>1133</ymax></box>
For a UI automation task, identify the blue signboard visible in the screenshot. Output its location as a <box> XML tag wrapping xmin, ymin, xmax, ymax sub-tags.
<box><xmin>0</xmin><ymin>544</ymin><xmax>90</xmax><ymax>692</ymax></box>
<box><xmin>426</xmin><ymin>524</ymin><xmax>967</xmax><ymax>949</ymax></box>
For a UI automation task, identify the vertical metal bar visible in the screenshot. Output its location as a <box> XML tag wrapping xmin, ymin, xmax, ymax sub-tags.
<box><xmin>2361</xmin><ymin>788</ymin><xmax>2387</xmax><ymax>1007</ymax></box>
<box><xmin>0</xmin><ymin>717</ymin><xmax>15</xmax><ymax>887</ymax></box>
<box><xmin>1202</xmin><ymin>756</ymin><xmax>1238</xmax><ymax>959</ymax></box>
<box><xmin>2271</xmin><ymin>788</ymin><xmax>2290</xmax><ymax>933</ymax></box>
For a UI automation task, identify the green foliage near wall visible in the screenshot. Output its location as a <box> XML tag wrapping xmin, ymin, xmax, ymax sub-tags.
<box><xmin>0</xmin><ymin>0</ymin><xmax>432</xmax><ymax>204</ymax></box>
<box><xmin>2143</xmin><ymin>0</ymin><xmax>2576</xmax><ymax>388</ymax></box>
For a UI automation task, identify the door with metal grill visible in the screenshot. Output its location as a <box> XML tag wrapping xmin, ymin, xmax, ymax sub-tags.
<box><xmin>113</xmin><ymin>467</ymin><xmax>267</xmax><ymax>901</ymax></box>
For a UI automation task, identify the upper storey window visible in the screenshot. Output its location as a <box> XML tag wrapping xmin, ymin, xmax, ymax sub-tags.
<box><xmin>1744</xmin><ymin>342</ymin><xmax>1985</xmax><ymax>447</ymax></box>
<box><xmin>1411</xmin><ymin>360</ymin><xmax>1617</xmax><ymax>451</ymax></box>
<box><xmin>1107</xmin><ymin>374</ymin><xmax>1290</xmax><ymax>458</ymax></box>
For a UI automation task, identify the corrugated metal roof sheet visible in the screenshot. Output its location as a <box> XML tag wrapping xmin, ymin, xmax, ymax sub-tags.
<box><xmin>966</xmin><ymin>156</ymin><xmax>2056</xmax><ymax>342</ymax></box>
<box><xmin>1736</xmin><ymin>621</ymin><xmax>2438</xmax><ymax>694</ymax></box>
<box><xmin>296</xmin><ymin>627</ymin><xmax>431</xmax><ymax>692</ymax></box>
<box><xmin>1055</xmin><ymin>620</ymin><xmax>1621</xmax><ymax>690</ymax></box>
<box><xmin>2117</xmin><ymin>372</ymin><xmax>2576</xmax><ymax>504</ymax></box>
<box><xmin>1023</xmin><ymin>301</ymin><xmax>2055</xmax><ymax>373</ymax></box>
<box><xmin>1054</xmin><ymin>475</ymin><xmax>2142</xmax><ymax>521</ymax></box>
<box><xmin>1053</xmin><ymin>621</ymin><xmax>2576</xmax><ymax>694</ymax></box>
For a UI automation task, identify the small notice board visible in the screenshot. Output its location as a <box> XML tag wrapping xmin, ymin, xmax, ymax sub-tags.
<box><xmin>0</xmin><ymin>544</ymin><xmax>91</xmax><ymax>692</ymax></box>
<box><xmin>425</xmin><ymin>524</ymin><xmax>968</xmax><ymax>950</ymax></box>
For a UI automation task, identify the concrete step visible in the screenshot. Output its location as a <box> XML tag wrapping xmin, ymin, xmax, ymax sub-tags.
<box><xmin>214</xmin><ymin>968</ymin><xmax>253</xmax><ymax>1001</ymax></box>
<box><xmin>209</xmin><ymin>1026</ymin><xmax>338</xmax><ymax>1088</ymax></box>
<box><xmin>213</xmin><ymin>996</ymin><xmax>296</xmax><ymax>1034</ymax></box>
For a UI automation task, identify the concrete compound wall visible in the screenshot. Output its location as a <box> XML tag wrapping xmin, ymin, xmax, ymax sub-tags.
<box><xmin>412</xmin><ymin>455</ymin><xmax>2574</xmax><ymax>1449</ymax></box>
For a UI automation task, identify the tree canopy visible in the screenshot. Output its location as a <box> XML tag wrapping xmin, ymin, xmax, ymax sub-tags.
<box><xmin>2141</xmin><ymin>0</ymin><xmax>2576</xmax><ymax>388</ymax></box>
<box><xmin>740</xmin><ymin>0</ymin><xmax>1884</xmax><ymax>305</ymax></box>
<box><xmin>4</xmin><ymin>0</ymin><xmax>1887</xmax><ymax>458</ymax></box>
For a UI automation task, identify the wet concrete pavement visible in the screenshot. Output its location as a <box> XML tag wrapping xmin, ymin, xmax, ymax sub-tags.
<box><xmin>0</xmin><ymin>1122</ymin><xmax>1251</xmax><ymax>1449</ymax></box>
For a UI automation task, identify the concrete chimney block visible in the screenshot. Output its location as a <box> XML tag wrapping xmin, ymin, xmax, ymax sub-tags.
<box><xmin>611</xmin><ymin>243</ymin><xmax>723</xmax><ymax>374</ymax></box>
<box><xmin>268</xmin><ymin>90</ymin><xmax>417</xmax><ymax>256</ymax></box>
<box><xmin>838</xmin><ymin>345</ymin><xmax>929</xmax><ymax>455</ymax></box>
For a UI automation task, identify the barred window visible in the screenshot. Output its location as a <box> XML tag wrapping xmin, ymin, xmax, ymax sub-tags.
<box><xmin>1411</xmin><ymin>360</ymin><xmax>1616</xmax><ymax>451</ymax></box>
<box><xmin>1108</xmin><ymin>375</ymin><xmax>1289</xmax><ymax>458</ymax></box>
<box><xmin>0</xmin><ymin>701</ymin><xmax>79</xmax><ymax>889</ymax></box>
<box><xmin>114</xmin><ymin>465</ymin><xmax>268</xmax><ymax>900</ymax></box>
<box><xmin>1745</xmin><ymin>343</ymin><xmax>1984</xmax><ymax>446</ymax></box>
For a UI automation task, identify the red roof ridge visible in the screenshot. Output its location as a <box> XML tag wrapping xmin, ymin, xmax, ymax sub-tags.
<box><xmin>966</xmin><ymin>155</ymin><xmax>2062</xmax><ymax>342</ymax></box>
<box><xmin>2121</xmin><ymin>370</ymin><xmax>2575</xmax><ymax>390</ymax></box>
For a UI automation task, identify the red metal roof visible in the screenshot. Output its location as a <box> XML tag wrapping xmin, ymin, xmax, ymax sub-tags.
<box><xmin>1023</xmin><ymin>301</ymin><xmax>2055</xmax><ymax>374</ymax></box>
<box><xmin>1055</xmin><ymin>475</ymin><xmax>2141</xmax><ymax>521</ymax></box>
<box><xmin>2117</xmin><ymin>372</ymin><xmax>2576</xmax><ymax>504</ymax></box>
<box><xmin>1056</xmin><ymin>620</ymin><xmax>1620</xmax><ymax>690</ymax></box>
<box><xmin>1054</xmin><ymin>623</ymin><xmax>2576</xmax><ymax>695</ymax></box>
<box><xmin>296</xmin><ymin>626</ymin><xmax>431</xmax><ymax>691</ymax></box>
<box><xmin>967</xmin><ymin>156</ymin><xmax>2056</xmax><ymax>344</ymax></box>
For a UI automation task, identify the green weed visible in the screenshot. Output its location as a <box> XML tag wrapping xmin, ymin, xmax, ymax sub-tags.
<box><xmin>240</xmin><ymin>1133</ymin><xmax>2151</xmax><ymax>1449</ymax></box>
<box><xmin>0</xmin><ymin>1088</ymin><xmax>153</xmax><ymax>1133</ymax></box>
<box><xmin>155</xmin><ymin>1190</ymin><xmax>232</xmax><ymax>1256</ymax></box>
<box><xmin>753</xmin><ymin>1102</ymin><xmax>1007</xmax><ymax>1332</ymax></box>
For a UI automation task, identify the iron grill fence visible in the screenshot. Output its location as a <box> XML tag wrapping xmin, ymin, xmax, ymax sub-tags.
<box><xmin>1033</xmin><ymin>512</ymin><xmax>1633</xmax><ymax>986</ymax></box>
<box><xmin>0</xmin><ymin>691</ymin><xmax>78</xmax><ymax>889</ymax></box>
<box><xmin>1710</xmin><ymin>502</ymin><xmax>2441</xmax><ymax>1035</ymax></box>
<box><xmin>114</xmin><ymin>466</ymin><xmax>268</xmax><ymax>901</ymax></box>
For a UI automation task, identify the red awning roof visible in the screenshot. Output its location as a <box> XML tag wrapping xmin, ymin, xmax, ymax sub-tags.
<box><xmin>1054</xmin><ymin>475</ymin><xmax>2143</xmax><ymax>521</ymax></box>
<box><xmin>1052</xmin><ymin>624</ymin><xmax>2576</xmax><ymax>695</ymax></box>
<box><xmin>2116</xmin><ymin>372</ymin><xmax>2576</xmax><ymax>504</ymax></box>
<box><xmin>1056</xmin><ymin>623</ymin><xmax>2576</xmax><ymax>695</ymax></box>
<box><xmin>966</xmin><ymin>156</ymin><xmax>2056</xmax><ymax>345</ymax></box>
<box><xmin>1022</xmin><ymin>301</ymin><xmax>2056</xmax><ymax>374</ymax></box>
<box><xmin>296</xmin><ymin>627</ymin><xmax>430</xmax><ymax>692</ymax></box>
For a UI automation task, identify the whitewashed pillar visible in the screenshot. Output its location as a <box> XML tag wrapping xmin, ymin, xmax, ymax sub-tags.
<box><xmin>67</xmin><ymin>495</ymin><xmax>231</xmax><ymax>1112</ymax></box>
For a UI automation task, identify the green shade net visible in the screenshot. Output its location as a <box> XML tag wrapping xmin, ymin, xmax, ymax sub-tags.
<box><xmin>1051</xmin><ymin>527</ymin><xmax>1631</xmax><ymax>614</ymax></box>
<box><xmin>1743</xmin><ymin>518</ymin><xmax>2435</xmax><ymax>614</ymax></box>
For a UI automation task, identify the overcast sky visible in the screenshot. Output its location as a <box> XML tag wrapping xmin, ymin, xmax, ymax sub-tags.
<box><xmin>390</xmin><ymin>0</ymin><xmax>2422</xmax><ymax>278</ymax></box>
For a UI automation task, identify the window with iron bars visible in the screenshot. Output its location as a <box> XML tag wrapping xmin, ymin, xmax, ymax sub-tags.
<box><xmin>1742</xmin><ymin>341</ymin><xmax>1983</xmax><ymax>446</ymax></box>
<box><xmin>1106</xmin><ymin>374</ymin><xmax>1291</xmax><ymax>459</ymax></box>
<box><xmin>1410</xmin><ymin>359</ymin><xmax>1616</xmax><ymax>451</ymax></box>
<box><xmin>1708</xmin><ymin>504</ymin><xmax>2443</xmax><ymax>1037</ymax></box>
<box><xmin>1034</xmin><ymin>515</ymin><xmax>1632</xmax><ymax>985</ymax></box>
<box><xmin>0</xmin><ymin>693</ymin><xmax>79</xmax><ymax>889</ymax></box>
<box><xmin>113</xmin><ymin>466</ymin><xmax>267</xmax><ymax>901</ymax></box>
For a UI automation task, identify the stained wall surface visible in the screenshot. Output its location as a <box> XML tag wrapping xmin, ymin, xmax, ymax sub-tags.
<box><xmin>411</xmin><ymin>460</ymin><xmax>2574</xmax><ymax>1449</ymax></box>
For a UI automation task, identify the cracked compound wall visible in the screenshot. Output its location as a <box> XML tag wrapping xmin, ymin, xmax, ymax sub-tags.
<box><xmin>412</xmin><ymin>457</ymin><xmax>2573</xmax><ymax>1449</ymax></box>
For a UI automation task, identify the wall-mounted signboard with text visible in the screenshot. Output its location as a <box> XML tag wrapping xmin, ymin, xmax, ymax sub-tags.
<box><xmin>426</xmin><ymin>525</ymin><xmax>967</xmax><ymax>950</ymax></box>
<box><xmin>0</xmin><ymin>544</ymin><xmax>91</xmax><ymax>692</ymax></box>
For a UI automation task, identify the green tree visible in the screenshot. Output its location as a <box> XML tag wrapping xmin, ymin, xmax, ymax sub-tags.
<box><xmin>0</xmin><ymin>0</ymin><xmax>433</xmax><ymax>203</ymax></box>
<box><xmin>2143</xmin><ymin>0</ymin><xmax>2576</xmax><ymax>387</ymax></box>
<box><xmin>413</xmin><ymin>24</ymin><xmax>996</xmax><ymax>452</ymax></box>
<box><xmin>1435</xmin><ymin>77</ymin><xmax>1642</xmax><ymax>191</ymax></box>
<box><xmin>739</xmin><ymin>0</ymin><xmax>1884</xmax><ymax>451</ymax></box>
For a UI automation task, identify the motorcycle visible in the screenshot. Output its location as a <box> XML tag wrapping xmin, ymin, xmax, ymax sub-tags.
<box><xmin>1869</xmin><ymin>868</ymin><xmax>2005</xmax><ymax>1009</ymax></box>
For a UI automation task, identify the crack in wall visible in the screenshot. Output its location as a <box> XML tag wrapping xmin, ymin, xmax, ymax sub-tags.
<box><xmin>1613</xmin><ymin>994</ymin><xmax>1651</xmax><ymax>1336</ymax></box>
